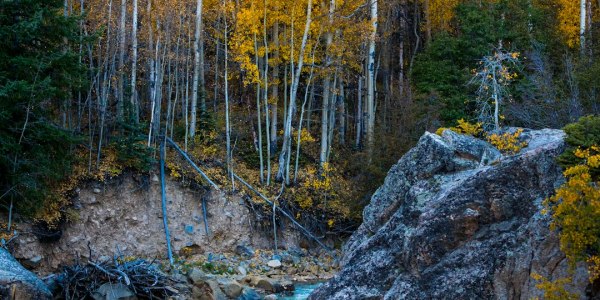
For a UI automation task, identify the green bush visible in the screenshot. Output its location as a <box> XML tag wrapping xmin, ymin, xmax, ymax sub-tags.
<box><xmin>558</xmin><ymin>115</ymin><xmax>600</xmax><ymax>178</ymax></box>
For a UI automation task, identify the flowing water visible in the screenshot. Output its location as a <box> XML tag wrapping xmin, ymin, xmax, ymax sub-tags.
<box><xmin>278</xmin><ymin>282</ymin><xmax>323</xmax><ymax>300</ymax></box>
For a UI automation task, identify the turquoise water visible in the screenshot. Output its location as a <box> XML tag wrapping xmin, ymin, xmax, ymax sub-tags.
<box><xmin>278</xmin><ymin>282</ymin><xmax>323</xmax><ymax>300</ymax></box>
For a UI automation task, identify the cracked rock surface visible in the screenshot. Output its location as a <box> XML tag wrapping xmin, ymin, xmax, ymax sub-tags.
<box><xmin>311</xmin><ymin>129</ymin><xmax>592</xmax><ymax>300</ymax></box>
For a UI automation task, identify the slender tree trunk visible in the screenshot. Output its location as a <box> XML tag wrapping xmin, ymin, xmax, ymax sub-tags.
<box><xmin>171</xmin><ymin>17</ymin><xmax>183</xmax><ymax>138</ymax></box>
<box><xmin>307</xmin><ymin>79</ymin><xmax>314</xmax><ymax>132</ymax></box>
<box><xmin>214</xmin><ymin>32</ymin><xmax>219</xmax><ymax>113</ymax></box>
<box><xmin>326</xmin><ymin>71</ymin><xmax>337</xmax><ymax>161</ymax></box>
<box><xmin>117</xmin><ymin>0</ymin><xmax>126</xmax><ymax>123</ymax></box>
<box><xmin>581</xmin><ymin>0</ymin><xmax>587</xmax><ymax>54</ymax></box>
<box><xmin>283</xmin><ymin>64</ymin><xmax>288</xmax><ymax>129</ymax></box>
<box><xmin>425</xmin><ymin>0</ymin><xmax>431</xmax><ymax>44</ymax></box>
<box><xmin>320</xmin><ymin>75</ymin><xmax>331</xmax><ymax>165</ymax></box>
<box><xmin>263</xmin><ymin>0</ymin><xmax>272</xmax><ymax>185</ymax></box>
<box><xmin>294</xmin><ymin>56</ymin><xmax>315</xmax><ymax>182</ymax></box>
<box><xmin>98</xmin><ymin>0</ymin><xmax>113</xmax><ymax>168</ymax></box>
<box><xmin>276</xmin><ymin>0</ymin><xmax>313</xmax><ymax>182</ymax></box>
<box><xmin>147</xmin><ymin>0</ymin><xmax>156</xmax><ymax>127</ymax></box>
<box><xmin>319</xmin><ymin>0</ymin><xmax>335</xmax><ymax>167</ymax></box>
<box><xmin>224</xmin><ymin>0</ymin><xmax>233</xmax><ymax>188</ymax></box>
<box><xmin>399</xmin><ymin>0</ymin><xmax>405</xmax><ymax>97</ymax></box>
<box><xmin>77</xmin><ymin>0</ymin><xmax>84</xmax><ymax>131</ymax></box>
<box><xmin>200</xmin><ymin>20</ymin><xmax>207</xmax><ymax>112</ymax></box>
<box><xmin>366</xmin><ymin>0</ymin><xmax>378</xmax><ymax>159</ymax></box>
<box><xmin>130</xmin><ymin>0</ymin><xmax>139</xmax><ymax>122</ymax></box>
<box><xmin>270</xmin><ymin>21</ymin><xmax>280</xmax><ymax>153</ymax></box>
<box><xmin>185</xmin><ymin>28</ymin><xmax>191</xmax><ymax>151</ymax></box>
<box><xmin>356</xmin><ymin>75</ymin><xmax>363</xmax><ymax>148</ymax></box>
<box><xmin>338</xmin><ymin>81</ymin><xmax>345</xmax><ymax>145</ymax></box>
<box><xmin>254</xmin><ymin>33</ymin><xmax>265</xmax><ymax>184</ymax></box>
<box><xmin>190</xmin><ymin>0</ymin><xmax>203</xmax><ymax>138</ymax></box>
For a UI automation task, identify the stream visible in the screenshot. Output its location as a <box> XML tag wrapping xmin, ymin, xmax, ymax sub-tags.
<box><xmin>278</xmin><ymin>282</ymin><xmax>323</xmax><ymax>300</ymax></box>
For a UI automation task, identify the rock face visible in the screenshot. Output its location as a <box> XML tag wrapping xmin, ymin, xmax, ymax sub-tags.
<box><xmin>311</xmin><ymin>129</ymin><xmax>591</xmax><ymax>300</ymax></box>
<box><xmin>0</xmin><ymin>248</ymin><xmax>51</xmax><ymax>299</ymax></box>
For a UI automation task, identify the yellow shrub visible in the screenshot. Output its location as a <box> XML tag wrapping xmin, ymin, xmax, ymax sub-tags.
<box><xmin>531</xmin><ymin>273</ymin><xmax>578</xmax><ymax>300</ymax></box>
<box><xmin>486</xmin><ymin>129</ymin><xmax>528</xmax><ymax>154</ymax></box>
<box><xmin>435</xmin><ymin>119</ymin><xmax>483</xmax><ymax>137</ymax></box>
<box><xmin>588</xmin><ymin>255</ymin><xmax>600</xmax><ymax>282</ymax></box>
<box><xmin>541</xmin><ymin>145</ymin><xmax>600</xmax><ymax>293</ymax></box>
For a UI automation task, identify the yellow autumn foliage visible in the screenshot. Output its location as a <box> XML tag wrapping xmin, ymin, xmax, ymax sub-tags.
<box><xmin>486</xmin><ymin>129</ymin><xmax>528</xmax><ymax>154</ymax></box>
<box><xmin>436</xmin><ymin>119</ymin><xmax>483</xmax><ymax>137</ymax></box>
<box><xmin>537</xmin><ymin>145</ymin><xmax>600</xmax><ymax>297</ymax></box>
<box><xmin>531</xmin><ymin>272</ymin><xmax>578</xmax><ymax>300</ymax></box>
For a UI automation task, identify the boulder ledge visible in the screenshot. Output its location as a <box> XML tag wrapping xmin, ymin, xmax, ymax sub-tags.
<box><xmin>311</xmin><ymin>128</ymin><xmax>592</xmax><ymax>300</ymax></box>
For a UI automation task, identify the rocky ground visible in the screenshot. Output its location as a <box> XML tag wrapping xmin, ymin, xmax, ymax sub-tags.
<box><xmin>168</xmin><ymin>246</ymin><xmax>339</xmax><ymax>299</ymax></box>
<box><xmin>1</xmin><ymin>243</ymin><xmax>338</xmax><ymax>299</ymax></box>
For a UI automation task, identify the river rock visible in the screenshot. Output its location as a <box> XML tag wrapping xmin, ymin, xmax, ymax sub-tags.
<box><xmin>217</xmin><ymin>278</ymin><xmax>243</xmax><ymax>298</ymax></box>
<box><xmin>205</xmin><ymin>279</ymin><xmax>227</xmax><ymax>300</ymax></box>
<box><xmin>21</xmin><ymin>255</ymin><xmax>42</xmax><ymax>269</ymax></box>
<box><xmin>237</xmin><ymin>265</ymin><xmax>247</xmax><ymax>276</ymax></box>
<box><xmin>264</xmin><ymin>295</ymin><xmax>277</xmax><ymax>300</ymax></box>
<box><xmin>256</xmin><ymin>278</ymin><xmax>277</xmax><ymax>292</ymax></box>
<box><xmin>92</xmin><ymin>283</ymin><xmax>136</xmax><ymax>300</ymax></box>
<box><xmin>267</xmin><ymin>259</ymin><xmax>282</xmax><ymax>268</ymax></box>
<box><xmin>0</xmin><ymin>248</ymin><xmax>51</xmax><ymax>300</ymax></box>
<box><xmin>237</xmin><ymin>287</ymin><xmax>261</xmax><ymax>300</ymax></box>
<box><xmin>310</xmin><ymin>129</ymin><xmax>594</xmax><ymax>299</ymax></box>
<box><xmin>236</xmin><ymin>245</ymin><xmax>255</xmax><ymax>257</ymax></box>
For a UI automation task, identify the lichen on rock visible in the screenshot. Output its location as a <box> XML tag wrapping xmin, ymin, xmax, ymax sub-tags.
<box><xmin>310</xmin><ymin>128</ymin><xmax>591</xmax><ymax>300</ymax></box>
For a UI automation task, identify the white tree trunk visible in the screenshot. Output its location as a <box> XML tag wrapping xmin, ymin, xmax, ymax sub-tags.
<box><xmin>319</xmin><ymin>0</ymin><xmax>335</xmax><ymax>167</ymax></box>
<box><xmin>147</xmin><ymin>0</ymin><xmax>156</xmax><ymax>130</ymax></box>
<box><xmin>263</xmin><ymin>0</ymin><xmax>271</xmax><ymax>185</ymax></box>
<box><xmin>270</xmin><ymin>22</ymin><xmax>279</xmax><ymax>153</ymax></box>
<box><xmin>224</xmin><ymin>0</ymin><xmax>233</xmax><ymax>189</ymax></box>
<box><xmin>190</xmin><ymin>0</ymin><xmax>203</xmax><ymax>138</ymax></box>
<box><xmin>254</xmin><ymin>33</ymin><xmax>265</xmax><ymax>184</ymax></box>
<box><xmin>130</xmin><ymin>0</ymin><xmax>138</xmax><ymax>122</ymax></box>
<box><xmin>276</xmin><ymin>0</ymin><xmax>313</xmax><ymax>182</ymax></box>
<box><xmin>581</xmin><ymin>0</ymin><xmax>587</xmax><ymax>54</ymax></box>
<box><xmin>356</xmin><ymin>75</ymin><xmax>363</xmax><ymax>148</ymax></box>
<box><xmin>366</xmin><ymin>0</ymin><xmax>378</xmax><ymax>158</ymax></box>
<box><xmin>117</xmin><ymin>0</ymin><xmax>126</xmax><ymax>122</ymax></box>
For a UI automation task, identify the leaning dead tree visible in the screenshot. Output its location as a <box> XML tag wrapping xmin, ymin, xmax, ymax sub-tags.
<box><xmin>470</xmin><ymin>49</ymin><xmax>521</xmax><ymax>130</ymax></box>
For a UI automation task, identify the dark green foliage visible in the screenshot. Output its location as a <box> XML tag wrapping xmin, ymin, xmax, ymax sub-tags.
<box><xmin>0</xmin><ymin>0</ymin><xmax>83</xmax><ymax>216</ymax></box>
<box><xmin>558</xmin><ymin>115</ymin><xmax>600</xmax><ymax>178</ymax></box>
<box><xmin>113</xmin><ymin>122</ymin><xmax>155</xmax><ymax>172</ymax></box>
<box><xmin>411</xmin><ymin>0</ymin><xmax>539</xmax><ymax>126</ymax></box>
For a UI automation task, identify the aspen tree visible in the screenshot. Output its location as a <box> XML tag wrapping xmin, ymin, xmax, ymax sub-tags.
<box><xmin>277</xmin><ymin>0</ymin><xmax>313</xmax><ymax>182</ymax></box>
<box><xmin>130</xmin><ymin>0</ymin><xmax>138</xmax><ymax>122</ymax></box>
<box><xmin>319</xmin><ymin>0</ymin><xmax>336</xmax><ymax>167</ymax></box>
<box><xmin>190</xmin><ymin>0</ymin><xmax>203</xmax><ymax>138</ymax></box>
<box><xmin>117</xmin><ymin>0</ymin><xmax>126</xmax><ymax>122</ymax></box>
<box><xmin>366</xmin><ymin>0</ymin><xmax>377</xmax><ymax>158</ymax></box>
<box><xmin>580</xmin><ymin>0</ymin><xmax>586</xmax><ymax>54</ymax></box>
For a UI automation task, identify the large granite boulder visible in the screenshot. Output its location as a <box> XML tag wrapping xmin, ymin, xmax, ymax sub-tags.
<box><xmin>311</xmin><ymin>129</ymin><xmax>592</xmax><ymax>299</ymax></box>
<box><xmin>0</xmin><ymin>247</ymin><xmax>51</xmax><ymax>299</ymax></box>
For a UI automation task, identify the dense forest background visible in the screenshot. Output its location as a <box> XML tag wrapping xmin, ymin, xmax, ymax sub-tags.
<box><xmin>1</xmin><ymin>0</ymin><xmax>599</xmax><ymax>238</ymax></box>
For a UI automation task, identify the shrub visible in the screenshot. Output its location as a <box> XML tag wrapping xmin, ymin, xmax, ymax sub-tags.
<box><xmin>538</xmin><ymin>116</ymin><xmax>600</xmax><ymax>297</ymax></box>
<box><xmin>558</xmin><ymin>115</ymin><xmax>600</xmax><ymax>178</ymax></box>
<box><xmin>486</xmin><ymin>128</ymin><xmax>528</xmax><ymax>154</ymax></box>
<box><xmin>435</xmin><ymin>119</ymin><xmax>483</xmax><ymax>137</ymax></box>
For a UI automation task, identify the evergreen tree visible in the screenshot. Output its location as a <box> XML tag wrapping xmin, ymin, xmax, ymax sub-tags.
<box><xmin>0</xmin><ymin>0</ymin><xmax>83</xmax><ymax>217</ymax></box>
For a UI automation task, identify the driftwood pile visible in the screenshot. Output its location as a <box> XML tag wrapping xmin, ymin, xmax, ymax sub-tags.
<box><xmin>56</xmin><ymin>257</ymin><xmax>177</xmax><ymax>299</ymax></box>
